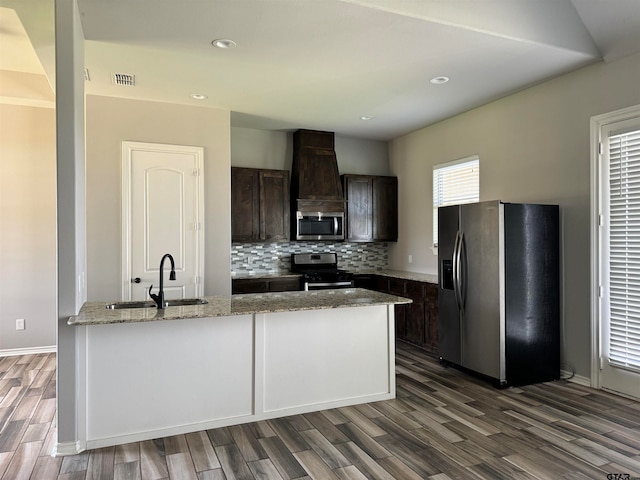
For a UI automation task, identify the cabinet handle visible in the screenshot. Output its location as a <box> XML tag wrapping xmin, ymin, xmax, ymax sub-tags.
<box><xmin>132</xmin><ymin>277</ymin><xmax>141</xmax><ymax>284</ymax></box>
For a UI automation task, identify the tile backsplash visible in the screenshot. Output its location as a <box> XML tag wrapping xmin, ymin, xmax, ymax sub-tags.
<box><xmin>231</xmin><ymin>242</ymin><xmax>388</xmax><ymax>275</ymax></box>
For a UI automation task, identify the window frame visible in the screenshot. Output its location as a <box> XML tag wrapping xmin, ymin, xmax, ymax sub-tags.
<box><xmin>591</xmin><ymin>103</ymin><xmax>640</xmax><ymax>395</ymax></box>
<box><xmin>432</xmin><ymin>155</ymin><xmax>480</xmax><ymax>247</ymax></box>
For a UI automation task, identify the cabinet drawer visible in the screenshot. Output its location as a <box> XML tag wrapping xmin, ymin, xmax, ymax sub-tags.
<box><xmin>232</xmin><ymin>277</ymin><xmax>301</xmax><ymax>294</ymax></box>
<box><xmin>269</xmin><ymin>277</ymin><xmax>301</xmax><ymax>292</ymax></box>
<box><xmin>232</xmin><ymin>279</ymin><xmax>269</xmax><ymax>294</ymax></box>
<box><xmin>353</xmin><ymin>274</ymin><xmax>376</xmax><ymax>290</ymax></box>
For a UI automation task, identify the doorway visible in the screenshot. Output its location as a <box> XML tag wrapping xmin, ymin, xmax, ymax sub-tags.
<box><xmin>592</xmin><ymin>105</ymin><xmax>640</xmax><ymax>399</ymax></box>
<box><xmin>122</xmin><ymin>141</ymin><xmax>204</xmax><ymax>301</ymax></box>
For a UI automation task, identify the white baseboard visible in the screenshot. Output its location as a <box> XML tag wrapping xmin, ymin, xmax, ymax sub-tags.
<box><xmin>561</xmin><ymin>369</ymin><xmax>591</xmax><ymax>387</ymax></box>
<box><xmin>0</xmin><ymin>345</ymin><xmax>57</xmax><ymax>357</ymax></box>
<box><xmin>52</xmin><ymin>441</ymin><xmax>84</xmax><ymax>457</ymax></box>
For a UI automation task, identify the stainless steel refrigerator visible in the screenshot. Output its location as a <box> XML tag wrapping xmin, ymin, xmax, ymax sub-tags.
<box><xmin>438</xmin><ymin>200</ymin><xmax>559</xmax><ymax>387</ymax></box>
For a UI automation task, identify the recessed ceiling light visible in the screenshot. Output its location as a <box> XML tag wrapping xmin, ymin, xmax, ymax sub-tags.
<box><xmin>360</xmin><ymin>116</ymin><xmax>374</xmax><ymax>121</ymax></box>
<box><xmin>430</xmin><ymin>76</ymin><xmax>450</xmax><ymax>85</ymax></box>
<box><xmin>211</xmin><ymin>38</ymin><xmax>237</xmax><ymax>49</ymax></box>
<box><xmin>190</xmin><ymin>94</ymin><xmax>208</xmax><ymax>100</ymax></box>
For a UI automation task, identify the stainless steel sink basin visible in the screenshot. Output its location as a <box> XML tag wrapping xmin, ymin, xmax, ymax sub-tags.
<box><xmin>105</xmin><ymin>298</ymin><xmax>208</xmax><ymax>310</ymax></box>
<box><xmin>163</xmin><ymin>298</ymin><xmax>208</xmax><ymax>307</ymax></box>
<box><xmin>106</xmin><ymin>301</ymin><xmax>155</xmax><ymax>310</ymax></box>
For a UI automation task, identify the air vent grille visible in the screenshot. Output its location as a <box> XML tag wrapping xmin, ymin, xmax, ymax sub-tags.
<box><xmin>112</xmin><ymin>73</ymin><xmax>135</xmax><ymax>86</ymax></box>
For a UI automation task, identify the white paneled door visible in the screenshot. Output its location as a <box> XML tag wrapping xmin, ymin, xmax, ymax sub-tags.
<box><xmin>595</xmin><ymin>106</ymin><xmax>640</xmax><ymax>400</ymax></box>
<box><xmin>122</xmin><ymin>142</ymin><xmax>204</xmax><ymax>301</ymax></box>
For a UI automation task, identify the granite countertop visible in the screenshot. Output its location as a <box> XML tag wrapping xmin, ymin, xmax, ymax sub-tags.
<box><xmin>68</xmin><ymin>288</ymin><xmax>412</xmax><ymax>326</ymax></box>
<box><xmin>231</xmin><ymin>269</ymin><xmax>438</xmax><ymax>284</ymax></box>
<box><xmin>353</xmin><ymin>269</ymin><xmax>439</xmax><ymax>285</ymax></box>
<box><xmin>231</xmin><ymin>271</ymin><xmax>302</xmax><ymax>280</ymax></box>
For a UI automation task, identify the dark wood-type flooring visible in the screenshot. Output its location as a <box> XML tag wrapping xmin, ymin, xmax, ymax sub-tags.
<box><xmin>2</xmin><ymin>343</ymin><xmax>640</xmax><ymax>479</ymax></box>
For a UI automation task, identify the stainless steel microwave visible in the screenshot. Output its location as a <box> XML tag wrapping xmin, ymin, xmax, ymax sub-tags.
<box><xmin>296</xmin><ymin>211</ymin><xmax>344</xmax><ymax>241</ymax></box>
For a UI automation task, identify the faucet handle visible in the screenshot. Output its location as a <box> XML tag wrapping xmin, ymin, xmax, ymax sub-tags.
<box><xmin>148</xmin><ymin>285</ymin><xmax>161</xmax><ymax>307</ymax></box>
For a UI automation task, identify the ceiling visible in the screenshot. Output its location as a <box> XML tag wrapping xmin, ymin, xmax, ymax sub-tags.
<box><xmin>3</xmin><ymin>0</ymin><xmax>640</xmax><ymax>141</ymax></box>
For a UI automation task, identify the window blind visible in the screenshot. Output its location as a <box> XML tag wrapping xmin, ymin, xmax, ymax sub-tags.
<box><xmin>433</xmin><ymin>156</ymin><xmax>479</xmax><ymax>246</ymax></box>
<box><xmin>608</xmin><ymin>127</ymin><xmax>640</xmax><ymax>370</ymax></box>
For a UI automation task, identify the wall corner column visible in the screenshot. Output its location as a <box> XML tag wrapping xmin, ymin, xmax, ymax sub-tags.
<box><xmin>55</xmin><ymin>0</ymin><xmax>87</xmax><ymax>454</ymax></box>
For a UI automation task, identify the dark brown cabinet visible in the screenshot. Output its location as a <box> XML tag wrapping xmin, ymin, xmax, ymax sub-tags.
<box><xmin>404</xmin><ymin>280</ymin><xmax>426</xmax><ymax>346</ymax></box>
<box><xmin>291</xmin><ymin>130</ymin><xmax>343</xmax><ymax>202</ymax></box>
<box><xmin>343</xmin><ymin>175</ymin><xmax>372</xmax><ymax>241</ymax></box>
<box><xmin>425</xmin><ymin>283</ymin><xmax>439</xmax><ymax>352</ymax></box>
<box><xmin>231</xmin><ymin>167</ymin><xmax>290</xmax><ymax>242</ymax></box>
<box><xmin>342</xmin><ymin>175</ymin><xmax>398</xmax><ymax>242</ymax></box>
<box><xmin>232</xmin><ymin>276</ymin><xmax>301</xmax><ymax>294</ymax></box>
<box><xmin>373</xmin><ymin>176</ymin><xmax>398</xmax><ymax>242</ymax></box>
<box><xmin>361</xmin><ymin>274</ymin><xmax>438</xmax><ymax>354</ymax></box>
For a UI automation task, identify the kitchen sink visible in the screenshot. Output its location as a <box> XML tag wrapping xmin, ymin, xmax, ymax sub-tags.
<box><xmin>105</xmin><ymin>298</ymin><xmax>208</xmax><ymax>309</ymax></box>
<box><xmin>106</xmin><ymin>301</ymin><xmax>156</xmax><ymax>310</ymax></box>
<box><xmin>163</xmin><ymin>298</ymin><xmax>208</xmax><ymax>307</ymax></box>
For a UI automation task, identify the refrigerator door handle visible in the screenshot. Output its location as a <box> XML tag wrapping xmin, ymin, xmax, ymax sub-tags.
<box><xmin>457</xmin><ymin>231</ymin><xmax>466</xmax><ymax>316</ymax></box>
<box><xmin>452</xmin><ymin>230</ymin><xmax>462</xmax><ymax>313</ymax></box>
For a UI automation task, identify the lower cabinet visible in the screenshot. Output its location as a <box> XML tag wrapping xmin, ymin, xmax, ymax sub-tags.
<box><xmin>424</xmin><ymin>283</ymin><xmax>439</xmax><ymax>352</ymax></box>
<box><xmin>356</xmin><ymin>274</ymin><xmax>438</xmax><ymax>354</ymax></box>
<box><xmin>232</xmin><ymin>276</ymin><xmax>301</xmax><ymax>294</ymax></box>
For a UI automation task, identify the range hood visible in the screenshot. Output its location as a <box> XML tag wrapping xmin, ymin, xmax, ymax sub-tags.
<box><xmin>290</xmin><ymin>129</ymin><xmax>344</xmax><ymax>213</ymax></box>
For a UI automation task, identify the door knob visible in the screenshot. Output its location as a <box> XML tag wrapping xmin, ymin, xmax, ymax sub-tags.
<box><xmin>132</xmin><ymin>277</ymin><xmax>141</xmax><ymax>284</ymax></box>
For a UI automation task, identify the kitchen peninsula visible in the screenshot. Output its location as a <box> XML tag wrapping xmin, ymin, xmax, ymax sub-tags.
<box><xmin>69</xmin><ymin>288</ymin><xmax>410</xmax><ymax>451</ymax></box>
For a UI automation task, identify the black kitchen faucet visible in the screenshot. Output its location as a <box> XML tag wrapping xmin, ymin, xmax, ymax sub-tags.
<box><xmin>149</xmin><ymin>253</ymin><xmax>176</xmax><ymax>308</ymax></box>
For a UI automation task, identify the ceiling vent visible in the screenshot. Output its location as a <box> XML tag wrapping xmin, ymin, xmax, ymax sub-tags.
<box><xmin>112</xmin><ymin>73</ymin><xmax>135</xmax><ymax>86</ymax></box>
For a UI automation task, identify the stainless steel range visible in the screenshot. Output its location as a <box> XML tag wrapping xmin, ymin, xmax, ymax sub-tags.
<box><xmin>290</xmin><ymin>253</ymin><xmax>354</xmax><ymax>291</ymax></box>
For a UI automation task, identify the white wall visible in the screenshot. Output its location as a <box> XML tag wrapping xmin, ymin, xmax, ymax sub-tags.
<box><xmin>388</xmin><ymin>51</ymin><xmax>640</xmax><ymax>380</ymax></box>
<box><xmin>0</xmin><ymin>103</ymin><xmax>56</xmax><ymax>352</ymax></box>
<box><xmin>231</xmin><ymin>127</ymin><xmax>389</xmax><ymax>176</ymax></box>
<box><xmin>85</xmin><ymin>95</ymin><xmax>232</xmax><ymax>300</ymax></box>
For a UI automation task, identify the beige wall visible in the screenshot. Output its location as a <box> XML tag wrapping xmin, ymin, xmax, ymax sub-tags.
<box><xmin>388</xmin><ymin>51</ymin><xmax>640</xmax><ymax>379</ymax></box>
<box><xmin>0</xmin><ymin>103</ymin><xmax>57</xmax><ymax>352</ymax></box>
<box><xmin>231</xmin><ymin>127</ymin><xmax>389</xmax><ymax>175</ymax></box>
<box><xmin>85</xmin><ymin>95</ymin><xmax>232</xmax><ymax>300</ymax></box>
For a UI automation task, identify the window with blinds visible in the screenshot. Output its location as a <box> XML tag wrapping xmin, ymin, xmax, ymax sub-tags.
<box><xmin>433</xmin><ymin>156</ymin><xmax>480</xmax><ymax>246</ymax></box>
<box><xmin>608</xmin><ymin>127</ymin><xmax>640</xmax><ymax>370</ymax></box>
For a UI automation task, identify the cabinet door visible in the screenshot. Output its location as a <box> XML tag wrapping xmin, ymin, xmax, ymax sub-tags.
<box><xmin>404</xmin><ymin>280</ymin><xmax>426</xmax><ymax>346</ymax></box>
<box><xmin>374</xmin><ymin>275</ymin><xmax>390</xmax><ymax>293</ymax></box>
<box><xmin>395</xmin><ymin>304</ymin><xmax>407</xmax><ymax>340</ymax></box>
<box><xmin>344</xmin><ymin>175</ymin><xmax>373</xmax><ymax>241</ymax></box>
<box><xmin>259</xmin><ymin>170</ymin><xmax>290</xmax><ymax>241</ymax></box>
<box><xmin>425</xmin><ymin>283</ymin><xmax>439</xmax><ymax>353</ymax></box>
<box><xmin>231</xmin><ymin>168</ymin><xmax>259</xmax><ymax>242</ymax></box>
<box><xmin>373</xmin><ymin>176</ymin><xmax>398</xmax><ymax>242</ymax></box>
<box><xmin>387</xmin><ymin>278</ymin><xmax>406</xmax><ymax>341</ymax></box>
<box><xmin>406</xmin><ymin>300</ymin><xmax>426</xmax><ymax>345</ymax></box>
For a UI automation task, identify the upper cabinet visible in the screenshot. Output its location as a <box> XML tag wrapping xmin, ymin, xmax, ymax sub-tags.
<box><xmin>231</xmin><ymin>167</ymin><xmax>290</xmax><ymax>242</ymax></box>
<box><xmin>342</xmin><ymin>174</ymin><xmax>398</xmax><ymax>242</ymax></box>
<box><xmin>372</xmin><ymin>176</ymin><xmax>398</xmax><ymax>242</ymax></box>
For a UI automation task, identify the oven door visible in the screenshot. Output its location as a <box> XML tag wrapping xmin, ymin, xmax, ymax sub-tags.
<box><xmin>304</xmin><ymin>280</ymin><xmax>354</xmax><ymax>291</ymax></box>
<box><xmin>296</xmin><ymin>212</ymin><xmax>344</xmax><ymax>241</ymax></box>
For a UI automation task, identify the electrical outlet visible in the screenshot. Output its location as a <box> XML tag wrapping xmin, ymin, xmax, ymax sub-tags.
<box><xmin>408</xmin><ymin>254</ymin><xmax>413</xmax><ymax>264</ymax></box>
<box><xmin>16</xmin><ymin>319</ymin><xmax>25</xmax><ymax>330</ymax></box>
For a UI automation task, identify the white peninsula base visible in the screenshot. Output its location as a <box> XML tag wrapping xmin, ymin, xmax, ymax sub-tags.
<box><xmin>76</xmin><ymin>304</ymin><xmax>396</xmax><ymax>450</ymax></box>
